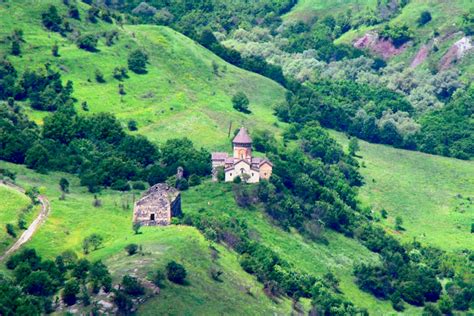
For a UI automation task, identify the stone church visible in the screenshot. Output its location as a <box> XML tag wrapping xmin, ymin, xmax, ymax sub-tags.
<box><xmin>133</xmin><ymin>183</ymin><xmax>181</xmax><ymax>226</ymax></box>
<box><xmin>212</xmin><ymin>127</ymin><xmax>273</xmax><ymax>183</ymax></box>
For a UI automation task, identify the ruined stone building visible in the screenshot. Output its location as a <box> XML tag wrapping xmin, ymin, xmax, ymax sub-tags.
<box><xmin>211</xmin><ymin>127</ymin><xmax>273</xmax><ymax>183</ymax></box>
<box><xmin>133</xmin><ymin>183</ymin><xmax>181</xmax><ymax>226</ymax></box>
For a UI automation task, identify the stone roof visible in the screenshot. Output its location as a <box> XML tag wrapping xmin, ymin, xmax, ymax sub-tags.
<box><xmin>212</xmin><ymin>152</ymin><xmax>229</xmax><ymax>160</ymax></box>
<box><xmin>233</xmin><ymin>127</ymin><xmax>252</xmax><ymax>144</ymax></box>
<box><xmin>225</xmin><ymin>157</ymin><xmax>234</xmax><ymax>164</ymax></box>
<box><xmin>136</xmin><ymin>183</ymin><xmax>180</xmax><ymax>206</ymax></box>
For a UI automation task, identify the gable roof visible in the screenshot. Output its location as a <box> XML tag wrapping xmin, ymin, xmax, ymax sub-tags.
<box><xmin>233</xmin><ymin>127</ymin><xmax>252</xmax><ymax>144</ymax></box>
<box><xmin>212</xmin><ymin>152</ymin><xmax>228</xmax><ymax>160</ymax></box>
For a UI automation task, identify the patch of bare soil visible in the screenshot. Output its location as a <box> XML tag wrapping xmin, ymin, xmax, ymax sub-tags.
<box><xmin>354</xmin><ymin>32</ymin><xmax>408</xmax><ymax>59</ymax></box>
<box><xmin>439</xmin><ymin>36</ymin><xmax>473</xmax><ymax>70</ymax></box>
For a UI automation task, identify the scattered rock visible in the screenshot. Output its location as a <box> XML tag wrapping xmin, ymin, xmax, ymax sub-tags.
<box><xmin>354</xmin><ymin>32</ymin><xmax>408</xmax><ymax>59</ymax></box>
<box><xmin>98</xmin><ymin>300</ymin><xmax>114</xmax><ymax>310</ymax></box>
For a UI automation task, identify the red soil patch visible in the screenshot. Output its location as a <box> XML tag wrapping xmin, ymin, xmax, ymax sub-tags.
<box><xmin>439</xmin><ymin>37</ymin><xmax>473</xmax><ymax>70</ymax></box>
<box><xmin>354</xmin><ymin>32</ymin><xmax>408</xmax><ymax>59</ymax></box>
<box><xmin>410</xmin><ymin>44</ymin><xmax>430</xmax><ymax>68</ymax></box>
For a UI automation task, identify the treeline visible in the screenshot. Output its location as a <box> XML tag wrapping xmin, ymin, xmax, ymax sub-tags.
<box><xmin>0</xmin><ymin>60</ymin><xmax>210</xmax><ymax>192</ymax></box>
<box><xmin>0</xmin><ymin>249</ymin><xmax>111</xmax><ymax>314</ymax></box>
<box><xmin>276</xmin><ymin>82</ymin><xmax>474</xmax><ymax>159</ymax></box>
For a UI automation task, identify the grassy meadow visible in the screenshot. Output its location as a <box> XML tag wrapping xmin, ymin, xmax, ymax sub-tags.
<box><xmin>0</xmin><ymin>161</ymin><xmax>294</xmax><ymax>314</ymax></box>
<box><xmin>0</xmin><ymin>0</ymin><xmax>286</xmax><ymax>151</ymax></box>
<box><xmin>331</xmin><ymin>131</ymin><xmax>474</xmax><ymax>253</ymax></box>
<box><xmin>0</xmin><ymin>184</ymin><xmax>39</xmax><ymax>254</ymax></box>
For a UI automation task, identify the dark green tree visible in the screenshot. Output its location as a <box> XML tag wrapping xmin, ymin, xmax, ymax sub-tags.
<box><xmin>232</xmin><ymin>92</ymin><xmax>250</xmax><ymax>113</ymax></box>
<box><xmin>127</xmin><ymin>49</ymin><xmax>148</xmax><ymax>74</ymax></box>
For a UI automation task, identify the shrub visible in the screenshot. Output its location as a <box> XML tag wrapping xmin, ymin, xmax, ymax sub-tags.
<box><xmin>127</xmin><ymin>120</ymin><xmax>138</xmax><ymax>131</ymax></box>
<box><xmin>380</xmin><ymin>24</ymin><xmax>413</xmax><ymax>47</ymax></box>
<box><xmin>95</xmin><ymin>69</ymin><xmax>105</xmax><ymax>83</ymax></box>
<box><xmin>188</xmin><ymin>174</ymin><xmax>201</xmax><ymax>186</ymax></box>
<box><xmin>6</xmin><ymin>223</ymin><xmax>16</xmax><ymax>238</ymax></box>
<box><xmin>11</xmin><ymin>40</ymin><xmax>21</xmax><ymax>56</ymax></box>
<box><xmin>232</xmin><ymin>92</ymin><xmax>250</xmax><ymax>113</ymax></box>
<box><xmin>111</xmin><ymin>180</ymin><xmax>131</xmax><ymax>191</ymax></box>
<box><xmin>166</xmin><ymin>261</ymin><xmax>186</xmax><ymax>284</ymax></box>
<box><xmin>59</xmin><ymin>178</ymin><xmax>69</xmax><ymax>193</ymax></box>
<box><xmin>175</xmin><ymin>178</ymin><xmax>189</xmax><ymax>190</ymax></box>
<box><xmin>122</xmin><ymin>275</ymin><xmax>145</xmax><ymax>296</ymax></box>
<box><xmin>132</xmin><ymin>181</ymin><xmax>146</xmax><ymax>190</ymax></box>
<box><xmin>77</xmin><ymin>34</ymin><xmax>98</xmax><ymax>51</ymax></box>
<box><xmin>42</xmin><ymin>5</ymin><xmax>63</xmax><ymax>32</ymax></box>
<box><xmin>125</xmin><ymin>243</ymin><xmax>138</xmax><ymax>256</ymax></box>
<box><xmin>128</xmin><ymin>49</ymin><xmax>148</xmax><ymax>74</ymax></box>
<box><xmin>153</xmin><ymin>270</ymin><xmax>165</xmax><ymax>287</ymax></box>
<box><xmin>62</xmin><ymin>279</ymin><xmax>80</xmax><ymax>305</ymax></box>
<box><xmin>418</xmin><ymin>11</ymin><xmax>432</xmax><ymax>26</ymax></box>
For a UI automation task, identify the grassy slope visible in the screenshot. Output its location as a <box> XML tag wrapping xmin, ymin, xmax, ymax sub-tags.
<box><xmin>0</xmin><ymin>184</ymin><xmax>36</xmax><ymax>254</ymax></box>
<box><xmin>284</xmin><ymin>0</ymin><xmax>473</xmax><ymax>85</ymax></box>
<box><xmin>0</xmin><ymin>0</ymin><xmax>286</xmax><ymax>151</ymax></box>
<box><xmin>331</xmin><ymin>131</ymin><xmax>474</xmax><ymax>253</ymax></box>
<box><xmin>0</xmin><ymin>161</ymin><xmax>293</xmax><ymax>315</ymax></box>
<box><xmin>283</xmin><ymin>0</ymin><xmax>377</xmax><ymax>23</ymax></box>
<box><xmin>183</xmin><ymin>182</ymin><xmax>401</xmax><ymax>314</ymax></box>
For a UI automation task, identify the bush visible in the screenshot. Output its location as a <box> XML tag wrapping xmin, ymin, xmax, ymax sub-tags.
<box><xmin>62</xmin><ymin>279</ymin><xmax>80</xmax><ymax>305</ymax></box>
<box><xmin>95</xmin><ymin>69</ymin><xmax>105</xmax><ymax>83</ymax></box>
<box><xmin>111</xmin><ymin>180</ymin><xmax>131</xmax><ymax>191</ymax></box>
<box><xmin>418</xmin><ymin>11</ymin><xmax>432</xmax><ymax>26</ymax></box>
<box><xmin>122</xmin><ymin>275</ymin><xmax>145</xmax><ymax>296</ymax></box>
<box><xmin>232</xmin><ymin>92</ymin><xmax>250</xmax><ymax>113</ymax></box>
<box><xmin>132</xmin><ymin>181</ymin><xmax>146</xmax><ymax>190</ymax></box>
<box><xmin>77</xmin><ymin>35</ymin><xmax>98</xmax><ymax>51</ymax></box>
<box><xmin>153</xmin><ymin>270</ymin><xmax>165</xmax><ymax>287</ymax></box>
<box><xmin>166</xmin><ymin>261</ymin><xmax>187</xmax><ymax>284</ymax></box>
<box><xmin>127</xmin><ymin>120</ymin><xmax>138</xmax><ymax>131</ymax></box>
<box><xmin>188</xmin><ymin>174</ymin><xmax>201</xmax><ymax>187</ymax></box>
<box><xmin>128</xmin><ymin>49</ymin><xmax>148</xmax><ymax>74</ymax></box>
<box><xmin>42</xmin><ymin>5</ymin><xmax>63</xmax><ymax>32</ymax></box>
<box><xmin>6</xmin><ymin>223</ymin><xmax>16</xmax><ymax>238</ymax></box>
<box><xmin>125</xmin><ymin>243</ymin><xmax>138</xmax><ymax>256</ymax></box>
<box><xmin>380</xmin><ymin>24</ymin><xmax>413</xmax><ymax>47</ymax></box>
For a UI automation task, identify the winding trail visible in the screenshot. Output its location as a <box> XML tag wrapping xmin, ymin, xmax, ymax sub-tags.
<box><xmin>0</xmin><ymin>181</ymin><xmax>50</xmax><ymax>261</ymax></box>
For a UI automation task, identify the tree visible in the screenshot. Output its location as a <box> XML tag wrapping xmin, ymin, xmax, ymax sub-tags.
<box><xmin>395</xmin><ymin>216</ymin><xmax>404</xmax><ymax>231</ymax></box>
<box><xmin>188</xmin><ymin>174</ymin><xmax>201</xmax><ymax>186</ymax></box>
<box><xmin>122</xmin><ymin>275</ymin><xmax>145</xmax><ymax>296</ymax></box>
<box><xmin>232</xmin><ymin>92</ymin><xmax>250</xmax><ymax>113</ymax></box>
<box><xmin>68</xmin><ymin>5</ymin><xmax>80</xmax><ymax>20</ymax></box>
<box><xmin>95</xmin><ymin>69</ymin><xmax>105</xmax><ymax>83</ymax></box>
<box><xmin>52</xmin><ymin>43</ymin><xmax>59</xmax><ymax>57</ymax></box>
<box><xmin>132</xmin><ymin>222</ymin><xmax>142</xmax><ymax>234</ymax></box>
<box><xmin>438</xmin><ymin>294</ymin><xmax>453</xmax><ymax>315</ymax></box>
<box><xmin>11</xmin><ymin>40</ymin><xmax>21</xmax><ymax>56</ymax></box>
<box><xmin>125</xmin><ymin>243</ymin><xmax>138</xmax><ymax>256</ymax></box>
<box><xmin>25</xmin><ymin>143</ymin><xmax>50</xmax><ymax>172</ymax></box>
<box><xmin>22</xmin><ymin>271</ymin><xmax>54</xmax><ymax>296</ymax></box>
<box><xmin>418</xmin><ymin>11</ymin><xmax>432</xmax><ymax>26</ymax></box>
<box><xmin>62</xmin><ymin>279</ymin><xmax>80</xmax><ymax>305</ymax></box>
<box><xmin>59</xmin><ymin>178</ymin><xmax>69</xmax><ymax>193</ymax></box>
<box><xmin>166</xmin><ymin>261</ymin><xmax>187</xmax><ymax>284</ymax></box>
<box><xmin>127</xmin><ymin>120</ymin><xmax>138</xmax><ymax>131</ymax></box>
<box><xmin>127</xmin><ymin>49</ymin><xmax>148</xmax><ymax>74</ymax></box>
<box><xmin>348</xmin><ymin>137</ymin><xmax>360</xmax><ymax>156</ymax></box>
<box><xmin>77</xmin><ymin>34</ymin><xmax>98</xmax><ymax>51</ymax></box>
<box><xmin>42</xmin><ymin>5</ymin><xmax>63</xmax><ymax>32</ymax></box>
<box><xmin>6</xmin><ymin>223</ymin><xmax>16</xmax><ymax>238</ymax></box>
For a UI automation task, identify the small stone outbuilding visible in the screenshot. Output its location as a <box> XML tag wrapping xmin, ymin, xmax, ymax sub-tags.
<box><xmin>133</xmin><ymin>183</ymin><xmax>181</xmax><ymax>226</ymax></box>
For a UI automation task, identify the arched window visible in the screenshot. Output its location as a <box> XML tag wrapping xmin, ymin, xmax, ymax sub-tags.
<box><xmin>240</xmin><ymin>168</ymin><xmax>245</xmax><ymax>174</ymax></box>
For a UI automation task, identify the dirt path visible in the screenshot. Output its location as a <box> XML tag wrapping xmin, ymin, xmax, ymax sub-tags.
<box><xmin>0</xmin><ymin>181</ymin><xmax>50</xmax><ymax>261</ymax></box>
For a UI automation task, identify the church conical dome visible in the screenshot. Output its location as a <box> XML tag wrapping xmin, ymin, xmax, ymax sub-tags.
<box><xmin>233</xmin><ymin>127</ymin><xmax>252</xmax><ymax>144</ymax></box>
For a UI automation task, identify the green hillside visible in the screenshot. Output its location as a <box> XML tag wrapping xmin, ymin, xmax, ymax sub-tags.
<box><xmin>0</xmin><ymin>184</ymin><xmax>33</xmax><ymax>254</ymax></box>
<box><xmin>0</xmin><ymin>0</ymin><xmax>285</xmax><ymax>150</ymax></box>
<box><xmin>331</xmin><ymin>131</ymin><xmax>474</xmax><ymax>252</ymax></box>
<box><xmin>0</xmin><ymin>161</ymin><xmax>294</xmax><ymax>315</ymax></box>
